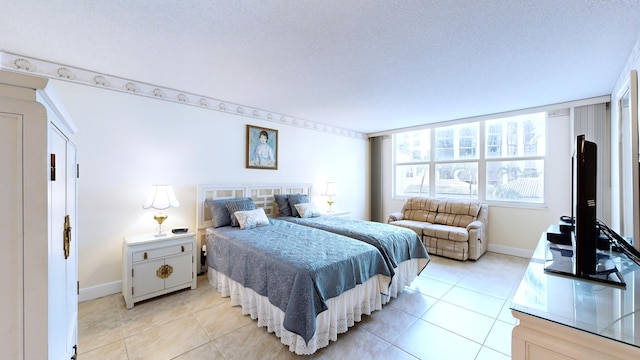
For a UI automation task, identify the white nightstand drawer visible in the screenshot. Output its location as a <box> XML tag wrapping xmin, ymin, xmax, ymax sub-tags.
<box><xmin>132</xmin><ymin>242</ymin><xmax>193</xmax><ymax>262</ymax></box>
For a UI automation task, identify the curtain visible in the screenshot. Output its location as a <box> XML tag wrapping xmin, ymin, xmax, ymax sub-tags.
<box><xmin>370</xmin><ymin>136</ymin><xmax>383</xmax><ymax>222</ymax></box>
<box><xmin>573</xmin><ymin>102</ymin><xmax>610</xmax><ymax>222</ymax></box>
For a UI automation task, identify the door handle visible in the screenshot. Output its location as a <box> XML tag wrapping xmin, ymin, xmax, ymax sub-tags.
<box><xmin>64</xmin><ymin>215</ymin><xmax>71</xmax><ymax>259</ymax></box>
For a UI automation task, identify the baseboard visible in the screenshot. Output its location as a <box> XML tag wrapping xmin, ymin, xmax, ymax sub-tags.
<box><xmin>488</xmin><ymin>244</ymin><xmax>533</xmax><ymax>258</ymax></box>
<box><xmin>79</xmin><ymin>280</ymin><xmax>122</xmax><ymax>302</ymax></box>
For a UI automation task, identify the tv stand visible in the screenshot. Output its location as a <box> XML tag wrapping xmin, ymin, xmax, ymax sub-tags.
<box><xmin>544</xmin><ymin>238</ymin><xmax>626</xmax><ymax>287</ymax></box>
<box><xmin>511</xmin><ymin>234</ymin><xmax>640</xmax><ymax>360</ymax></box>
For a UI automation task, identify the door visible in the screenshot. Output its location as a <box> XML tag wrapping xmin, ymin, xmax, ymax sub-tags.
<box><xmin>48</xmin><ymin>124</ymin><xmax>78</xmax><ymax>359</ymax></box>
<box><xmin>165</xmin><ymin>253</ymin><xmax>193</xmax><ymax>289</ymax></box>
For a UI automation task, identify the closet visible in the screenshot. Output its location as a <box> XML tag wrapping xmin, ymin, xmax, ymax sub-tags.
<box><xmin>0</xmin><ymin>70</ymin><xmax>78</xmax><ymax>359</ymax></box>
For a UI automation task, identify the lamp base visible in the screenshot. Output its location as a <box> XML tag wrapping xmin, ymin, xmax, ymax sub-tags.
<box><xmin>154</xmin><ymin>212</ymin><xmax>168</xmax><ymax>236</ymax></box>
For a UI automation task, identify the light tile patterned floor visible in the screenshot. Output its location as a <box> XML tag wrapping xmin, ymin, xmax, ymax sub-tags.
<box><xmin>78</xmin><ymin>252</ymin><xmax>529</xmax><ymax>360</ymax></box>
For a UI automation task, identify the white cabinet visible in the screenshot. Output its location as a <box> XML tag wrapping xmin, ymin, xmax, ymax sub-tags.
<box><xmin>122</xmin><ymin>232</ymin><xmax>197</xmax><ymax>309</ymax></box>
<box><xmin>0</xmin><ymin>70</ymin><xmax>78</xmax><ymax>360</ymax></box>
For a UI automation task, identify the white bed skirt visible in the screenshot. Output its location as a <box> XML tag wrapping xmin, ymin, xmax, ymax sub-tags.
<box><xmin>207</xmin><ymin>259</ymin><xmax>420</xmax><ymax>355</ymax></box>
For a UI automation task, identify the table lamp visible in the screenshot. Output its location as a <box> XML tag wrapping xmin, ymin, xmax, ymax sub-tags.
<box><xmin>143</xmin><ymin>185</ymin><xmax>180</xmax><ymax>236</ymax></box>
<box><xmin>322</xmin><ymin>182</ymin><xmax>336</xmax><ymax>212</ymax></box>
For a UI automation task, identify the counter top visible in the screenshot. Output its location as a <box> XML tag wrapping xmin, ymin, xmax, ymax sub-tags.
<box><xmin>511</xmin><ymin>234</ymin><xmax>640</xmax><ymax>349</ymax></box>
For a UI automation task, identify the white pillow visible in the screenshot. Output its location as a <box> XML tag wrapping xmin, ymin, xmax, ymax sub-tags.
<box><xmin>234</xmin><ymin>208</ymin><xmax>270</xmax><ymax>230</ymax></box>
<box><xmin>294</xmin><ymin>202</ymin><xmax>322</xmax><ymax>218</ymax></box>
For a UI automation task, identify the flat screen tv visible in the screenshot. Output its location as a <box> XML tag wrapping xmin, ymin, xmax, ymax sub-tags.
<box><xmin>574</xmin><ymin>134</ymin><xmax>597</xmax><ymax>276</ymax></box>
<box><xmin>546</xmin><ymin>135</ymin><xmax>625</xmax><ymax>286</ymax></box>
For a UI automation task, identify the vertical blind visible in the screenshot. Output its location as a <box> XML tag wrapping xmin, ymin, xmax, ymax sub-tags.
<box><xmin>573</xmin><ymin>102</ymin><xmax>610</xmax><ymax>223</ymax></box>
<box><xmin>370</xmin><ymin>136</ymin><xmax>383</xmax><ymax>222</ymax></box>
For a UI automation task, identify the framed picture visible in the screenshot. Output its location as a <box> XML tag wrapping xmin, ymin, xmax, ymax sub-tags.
<box><xmin>246</xmin><ymin>125</ymin><xmax>278</xmax><ymax>170</ymax></box>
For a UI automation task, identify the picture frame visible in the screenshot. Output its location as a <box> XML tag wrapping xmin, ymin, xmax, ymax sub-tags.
<box><xmin>246</xmin><ymin>124</ymin><xmax>278</xmax><ymax>170</ymax></box>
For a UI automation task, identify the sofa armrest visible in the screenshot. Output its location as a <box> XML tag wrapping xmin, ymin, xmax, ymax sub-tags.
<box><xmin>467</xmin><ymin>220</ymin><xmax>483</xmax><ymax>230</ymax></box>
<box><xmin>388</xmin><ymin>212</ymin><xmax>404</xmax><ymax>223</ymax></box>
<box><xmin>467</xmin><ymin>219</ymin><xmax>487</xmax><ymax>260</ymax></box>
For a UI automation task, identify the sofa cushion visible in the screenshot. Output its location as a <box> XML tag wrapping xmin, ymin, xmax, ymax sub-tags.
<box><xmin>434</xmin><ymin>199</ymin><xmax>482</xmax><ymax>228</ymax></box>
<box><xmin>423</xmin><ymin>224</ymin><xmax>469</xmax><ymax>242</ymax></box>
<box><xmin>402</xmin><ymin>197</ymin><xmax>440</xmax><ymax>223</ymax></box>
<box><xmin>388</xmin><ymin>219</ymin><xmax>433</xmax><ymax>237</ymax></box>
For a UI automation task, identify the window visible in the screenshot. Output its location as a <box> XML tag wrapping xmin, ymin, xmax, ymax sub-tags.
<box><xmin>486</xmin><ymin>160</ymin><xmax>544</xmax><ymax>202</ymax></box>
<box><xmin>394</xmin><ymin>129</ymin><xmax>430</xmax><ymax>196</ymax></box>
<box><xmin>485</xmin><ymin>113</ymin><xmax>545</xmax><ymax>203</ymax></box>
<box><xmin>393</xmin><ymin>112</ymin><xmax>546</xmax><ymax>205</ymax></box>
<box><xmin>435</xmin><ymin>162</ymin><xmax>478</xmax><ymax>198</ymax></box>
<box><xmin>435</xmin><ymin>128</ymin><xmax>454</xmax><ymax>160</ymax></box>
<box><xmin>434</xmin><ymin>124</ymin><xmax>478</xmax><ymax>161</ymax></box>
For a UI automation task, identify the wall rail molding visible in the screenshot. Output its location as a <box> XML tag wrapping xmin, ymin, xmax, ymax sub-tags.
<box><xmin>0</xmin><ymin>51</ymin><xmax>366</xmax><ymax>140</ymax></box>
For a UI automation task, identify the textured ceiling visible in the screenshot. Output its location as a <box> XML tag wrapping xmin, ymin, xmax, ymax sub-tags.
<box><xmin>2</xmin><ymin>0</ymin><xmax>640</xmax><ymax>134</ymax></box>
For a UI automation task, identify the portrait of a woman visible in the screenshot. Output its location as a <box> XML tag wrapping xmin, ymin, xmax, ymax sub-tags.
<box><xmin>247</xmin><ymin>125</ymin><xmax>278</xmax><ymax>169</ymax></box>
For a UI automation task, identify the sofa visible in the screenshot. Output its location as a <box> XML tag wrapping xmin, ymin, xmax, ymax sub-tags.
<box><xmin>388</xmin><ymin>197</ymin><xmax>488</xmax><ymax>260</ymax></box>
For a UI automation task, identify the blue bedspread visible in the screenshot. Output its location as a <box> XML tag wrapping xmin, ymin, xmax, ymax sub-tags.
<box><xmin>281</xmin><ymin>216</ymin><xmax>430</xmax><ymax>278</ymax></box>
<box><xmin>205</xmin><ymin>218</ymin><xmax>391</xmax><ymax>343</ymax></box>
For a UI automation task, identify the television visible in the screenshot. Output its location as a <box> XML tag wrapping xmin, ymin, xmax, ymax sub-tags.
<box><xmin>545</xmin><ymin>135</ymin><xmax>626</xmax><ymax>286</ymax></box>
<box><xmin>573</xmin><ymin>135</ymin><xmax>597</xmax><ymax>276</ymax></box>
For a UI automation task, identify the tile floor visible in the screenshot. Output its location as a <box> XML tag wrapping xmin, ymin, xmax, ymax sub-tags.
<box><xmin>78</xmin><ymin>252</ymin><xmax>529</xmax><ymax>360</ymax></box>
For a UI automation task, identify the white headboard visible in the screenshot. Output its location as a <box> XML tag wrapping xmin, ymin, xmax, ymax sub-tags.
<box><xmin>196</xmin><ymin>183</ymin><xmax>313</xmax><ymax>243</ymax></box>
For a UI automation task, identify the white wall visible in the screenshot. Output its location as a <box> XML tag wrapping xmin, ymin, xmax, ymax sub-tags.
<box><xmin>47</xmin><ymin>80</ymin><xmax>369</xmax><ymax>298</ymax></box>
<box><xmin>381</xmin><ymin>113</ymin><xmax>572</xmax><ymax>257</ymax></box>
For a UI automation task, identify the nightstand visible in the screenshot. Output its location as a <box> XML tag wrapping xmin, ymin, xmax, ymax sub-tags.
<box><xmin>122</xmin><ymin>232</ymin><xmax>197</xmax><ymax>309</ymax></box>
<box><xmin>322</xmin><ymin>210</ymin><xmax>351</xmax><ymax>218</ymax></box>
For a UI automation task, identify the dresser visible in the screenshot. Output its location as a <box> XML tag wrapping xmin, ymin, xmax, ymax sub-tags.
<box><xmin>511</xmin><ymin>234</ymin><xmax>640</xmax><ymax>359</ymax></box>
<box><xmin>122</xmin><ymin>232</ymin><xmax>197</xmax><ymax>309</ymax></box>
<box><xmin>0</xmin><ymin>70</ymin><xmax>79</xmax><ymax>359</ymax></box>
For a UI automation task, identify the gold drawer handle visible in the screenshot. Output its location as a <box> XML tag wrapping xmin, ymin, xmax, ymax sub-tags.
<box><xmin>156</xmin><ymin>264</ymin><xmax>173</xmax><ymax>279</ymax></box>
<box><xmin>144</xmin><ymin>252</ymin><xmax>148</xmax><ymax>260</ymax></box>
<box><xmin>181</xmin><ymin>245</ymin><xmax>185</xmax><ymax>252</ymax></box>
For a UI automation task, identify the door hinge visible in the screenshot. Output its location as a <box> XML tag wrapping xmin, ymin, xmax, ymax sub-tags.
<box><xmin>50</xmin><ymin>153</ymin><xmax>56</xmax><ymax>181</ymax></box>
<box><xmin>132</xmin><ymin>287</ymin><xmax>134</xmax><ymax>296</ymax></box>
<box><xmin>76</xmin><ymin>164</ymin><xmax>80</xmax><ymax>178</ymax></box>
<box><xmin>132</xmin><ymin>268</ymin><xmax>134</xmax><ymax>277</ymax></box>
<box><xmin>71</xmin><ymin>344</ymin><xmax>77</xmax><ymax>360</ymax></box>
<box><xmin>77</xmin><ymin>281</ymin><xmax>79</xmax><ymax>296</ymax></box>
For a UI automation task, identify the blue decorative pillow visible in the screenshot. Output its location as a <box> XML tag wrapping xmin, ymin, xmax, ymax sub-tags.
<box><xmin>206</xmin><ymin>197</ymin><xmax>254</xmax><ymax>227</ymax></box>
<box><xmin>205</xmin><ymin>199</ymin><xmax>231</xmax><ymax>227</ymax></box>
<box><xmin>288</xmin><ymin>194</ymin><xmax>309</xmax><ymax>217</ymax></box>
<box><xmin>274</xmin><ymin>194</ymin><xmax>292</xmax><ymax>217</ymax></box>
<box><xmin>225</xmin><ymin>199</ymin><xmax>256</xmax><ymax>227</ymax></box>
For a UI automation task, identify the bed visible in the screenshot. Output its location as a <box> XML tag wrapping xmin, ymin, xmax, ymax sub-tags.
<box><xmin>279</xmin><ymin>215</ymin><xmax>429</xmax><ymax>297</ymax></box>
<box><xmin>196</xmin><ymin>183</ymin><xmax>428</xmax><ymax>354</ymax></box>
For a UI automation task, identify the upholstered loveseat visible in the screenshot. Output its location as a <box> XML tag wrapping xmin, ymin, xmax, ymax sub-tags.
<box><xmin>388</xmin><ymin>197</ymin><xmax>488</xmax><ymax>260</ymax></box>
